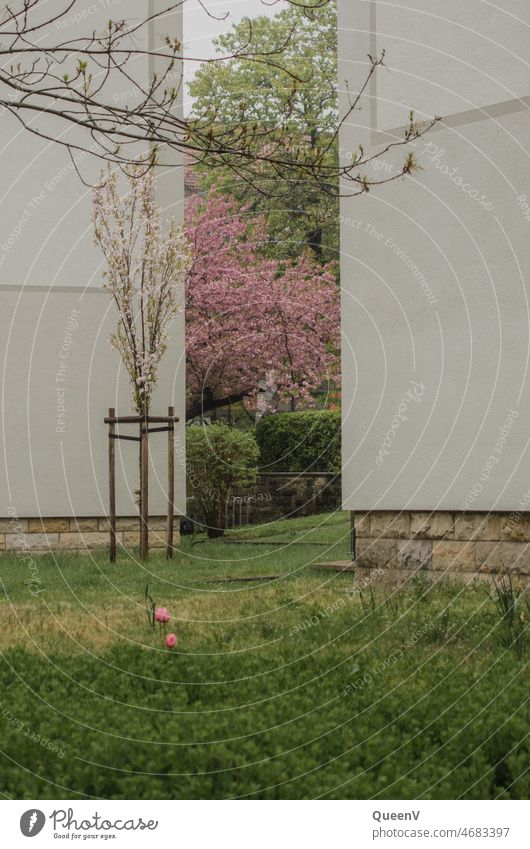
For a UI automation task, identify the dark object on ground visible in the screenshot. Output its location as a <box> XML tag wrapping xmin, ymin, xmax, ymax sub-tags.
<box><xmin>180</xmin><ymin>517</ymin><xmax>195</xmax><ymax>535</ymax></box>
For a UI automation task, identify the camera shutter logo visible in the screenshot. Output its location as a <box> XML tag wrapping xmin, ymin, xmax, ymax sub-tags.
<box><xmin>20</xmin><ymin>810</ymin><xmax>46</xmax><ymax>837</ymax></box>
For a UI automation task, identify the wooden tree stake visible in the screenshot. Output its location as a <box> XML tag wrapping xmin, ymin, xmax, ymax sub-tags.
<box><xmin>105</xmin><ymin>410</ymin><xmax>179</xmax><ymax>562</ymax></box>
<box><xmin>108</xmin><ymin>407</ymin><xmax>117</xmax><ymax>563</ymax></box>
<box><xmin>167</xmin><ymin>405</ymin><xmax>175</xmax><ymax>559</ymax></box>
<box><xmin>140</xmin><ymin>417</ymin><xmax>149</xmax><ymax>561</ymax></box>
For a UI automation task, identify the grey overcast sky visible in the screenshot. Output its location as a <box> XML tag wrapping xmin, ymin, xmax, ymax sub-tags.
<box><xmin>183</xmin><ymin>0</ymin><xmax>287</xmax><ymax>107</ymax></box>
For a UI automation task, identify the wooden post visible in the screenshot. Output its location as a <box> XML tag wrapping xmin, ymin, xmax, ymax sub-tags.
<box><xmin>108</xmin><ymin>407</ymin><xmax>117</xmax><ymax>563</ymax></box>
<box><xmin>105</xmin><ymin>409</ymin><xmax>179</xmax><ymax>562</ymax></box>
<box><xmin>140</xmin><ymin>417</ymin><xmax>149</xmax><ymax>561</ymax></box>
<box><xmin>348</xmin><ymin>511</ymin><xmax>356</xmax><ymax>561</ymax></box>
<box><xmin>167</xmin><ymin>405</ymin><xmax>175</xmax><ymax>559</ymax></box>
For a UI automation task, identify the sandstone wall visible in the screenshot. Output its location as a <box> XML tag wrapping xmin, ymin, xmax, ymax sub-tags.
<box><xmin>354</xmin><ymin>511</ymin><xmax>530</xmax><ymax>578</ymax></box>
<box><xmin>0</xmin><ymin>517</ymin><xmax>178</xmax><ymax>554</ymax></box>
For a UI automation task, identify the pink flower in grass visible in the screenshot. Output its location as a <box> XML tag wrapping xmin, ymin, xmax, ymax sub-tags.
<box><xmin>155</xmin><ymin>607</ymin><xmax>170</xmax><ymax>623</ymax></box>
<box><xmin>165</xmin><ymin>633</ymin><xmax>177</xmax><ymax>650</ymax></box>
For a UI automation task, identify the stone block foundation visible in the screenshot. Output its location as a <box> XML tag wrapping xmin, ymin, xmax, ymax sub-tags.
<box><xmin>0</xmin><ymin>517</ymin><xmax>179</xmax><ymax>554</ymax></box>
<box><xmin>353</xmin><ymin>511</ymin><xmax>530</xmax><ymax>582</ymax></box>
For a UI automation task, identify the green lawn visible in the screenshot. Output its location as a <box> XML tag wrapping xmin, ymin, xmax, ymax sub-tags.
<box><xmin>0</xmin><ymin>511</ymin><xmax>527</xmax><ymax>799</ymax></box>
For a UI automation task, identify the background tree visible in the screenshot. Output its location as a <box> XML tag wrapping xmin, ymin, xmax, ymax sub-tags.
<box><xmin>0</xmin><ymin>3</ymin><xmax>434</xmax><ymax>194</ymax></box>
<box><xmin>189</xmin><ymin>0</ymin><xmax>339</xmax><ymax>261</ymax></box>
<box><xmin>185</xmin><ymin>189</ymin><xmax>340</xmax><ymax>420</ymax></box>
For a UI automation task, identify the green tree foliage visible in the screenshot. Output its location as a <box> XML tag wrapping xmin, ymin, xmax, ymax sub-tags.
<box><xmin>186</xmin><ymin>424</ymin><xmax>259</xmax><ymax>537</ymax></box>
<box><xmin>189</xmin><ymin>1</ymin><xmax>339</xmax><ymax>262</ymax></box>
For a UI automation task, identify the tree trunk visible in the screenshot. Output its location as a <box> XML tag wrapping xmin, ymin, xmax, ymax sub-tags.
<box><xmin>307</xmin><ymin>226</ymin><xmax>323</xmax><ymax>259</ymax></box>
<box><xmin>205</xmin><ymin>495</ymin><xmax>227</xmax><ymax>538</ymax></box>
<box><xmin>186</xmin><ymin>389</ymin><xmax>247</xmax><ymax>421</ymax></box>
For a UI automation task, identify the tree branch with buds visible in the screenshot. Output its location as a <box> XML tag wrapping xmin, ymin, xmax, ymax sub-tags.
<box><xmin>0</xmin><ymin>1</ymin><xmax>437</xmax><ymax>195</ymax></box>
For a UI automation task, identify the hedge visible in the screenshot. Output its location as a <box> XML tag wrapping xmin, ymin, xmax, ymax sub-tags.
<box><xmin>256</xmin><ymin>410</ymin><xmax>341</xmax><ymax>473</ymax></box>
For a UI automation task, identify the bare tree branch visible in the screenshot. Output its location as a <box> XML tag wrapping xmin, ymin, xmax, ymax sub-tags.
<box><xmin>0</xmin><ymin>1</ymin><xmax>437</xmax><ymax>193</ymax></box>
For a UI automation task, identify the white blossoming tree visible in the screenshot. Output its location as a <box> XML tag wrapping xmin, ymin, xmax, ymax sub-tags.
<box><xmin>93</xmin><ymin>167</ymin><xmax>186</xmax><ymax>416</ymax></box>
<box><xmin>93</xmin><ymin>167</ymin><xmax>187</xmax><ymax>561</ymax></box>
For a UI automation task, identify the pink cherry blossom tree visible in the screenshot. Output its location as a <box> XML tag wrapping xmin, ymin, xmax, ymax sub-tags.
<box><xmin>93</xmin><ymin>167</ymin><xmax>187</xmax><ymax>416</ymax></box>
<box><xmin>185</xmin><ymin>190</ymin><xmax>340</xmax><ymax>420</ymax></box>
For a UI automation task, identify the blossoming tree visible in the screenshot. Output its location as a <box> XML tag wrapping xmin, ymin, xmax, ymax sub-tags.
<box><xmin>93</xmin><ymin>167</ymin><xmax>187</xmax><ymax>416</ymax></box>
<box><xmin>185</xmin><ymin>190</ymin><xmax>340</xmax><ymax>420</ymax></box>
<box><xmin>93</xmin><ymin>167</ymin><xmax>186</xmax><ymax>561</ymax></box>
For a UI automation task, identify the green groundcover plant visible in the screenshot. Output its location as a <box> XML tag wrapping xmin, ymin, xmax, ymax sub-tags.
<box><xmin>0</xmin><ymin>628</ymin><xmax>526</xmax><ymax>800</ymax></box>
<box><xmin>0</xmin><ymin>528</ymin><xmax>527</xmax><ymax>800</ymax></box>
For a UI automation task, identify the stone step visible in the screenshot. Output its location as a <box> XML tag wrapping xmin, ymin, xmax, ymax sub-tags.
<box><xmin>313</xmin><ymin>560</ymin><xmax>356</xmax><ymax>571</ymax></box>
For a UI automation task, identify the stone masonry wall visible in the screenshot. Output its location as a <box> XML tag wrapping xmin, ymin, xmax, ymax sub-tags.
<box><xmin>354</xmin><ymin>511</ymin><xmax>530</xmax><ymax>577</ymax></box>
<box><xmin>0</xmin><ymin>516</ymin><xmax>179</xmax><ymax>554</ymax></box>
<box><xmin>230</xmin><ymin>472</ymin><xmax>341</xmax><ymax>525</ymax></box>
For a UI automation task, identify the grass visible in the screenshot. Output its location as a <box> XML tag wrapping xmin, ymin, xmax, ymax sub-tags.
<box><xmin>0</xmin><ymin>511</ymin><xmax>528</xmax><ymax>800</ymax></box>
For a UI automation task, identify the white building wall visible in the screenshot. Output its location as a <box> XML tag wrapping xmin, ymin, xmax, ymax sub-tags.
<box><xmin>0</xmin><ymin>1</ymin><xmax>186</xmax><ymax>519</ymax></box>
<box><xmin>339</xmin><ymin>0</ymin><xmax>530</xmax><ymax>512</ymax></box>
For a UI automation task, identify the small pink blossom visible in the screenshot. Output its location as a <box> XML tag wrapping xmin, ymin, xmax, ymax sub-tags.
<box><xmin>155</xmin><ymin>607</ymin><xmax>170</xmax><ymax>623</ymax></box>
<box><xmin>165</xmin><ymin>633</ymin><xmax>177</xmax><ymax>649</ymax></box>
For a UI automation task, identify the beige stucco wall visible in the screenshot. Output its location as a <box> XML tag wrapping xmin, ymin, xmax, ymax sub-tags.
<box><xmin>339</xmin><ymin>1</ymin><xmax>530</xmax><ymax>513</ymax></box>
<box><xmin>0</xmin><ymin>1</ymin><xmax>186</xmax><ymax>520</ymax></box>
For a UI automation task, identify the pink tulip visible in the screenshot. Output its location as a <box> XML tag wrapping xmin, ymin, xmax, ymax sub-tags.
<box><xmin>165</xmin><ymin>633</ymin><xmax>177</xmax><ymax>649</ymax></box>
<box><xmin>155</xmin><ymin>607</ymin><xmax>170</xmax><ymax>624</ymax></box>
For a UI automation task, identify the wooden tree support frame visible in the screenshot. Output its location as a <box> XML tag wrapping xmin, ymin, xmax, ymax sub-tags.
<box><xmin>104</xmin><ymin>407</ymin><xmax>179</xmax><ymax>562</ymax></box>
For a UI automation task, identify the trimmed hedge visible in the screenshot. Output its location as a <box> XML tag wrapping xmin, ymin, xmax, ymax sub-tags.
<box><xmin>256</xmin><ymin>410</ymin><xmax>341</xmax><ymax>472</ymax></box>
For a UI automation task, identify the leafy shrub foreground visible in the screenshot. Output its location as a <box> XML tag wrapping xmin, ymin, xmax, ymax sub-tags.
<box><xmin>0</xmin><ymin>594</ymin><xmax>527</xmax><ymax>800</ymax></box>
<box><xmin>186</xmin><ymin>423</ymin><xmax>259</xmax><ymax>536</ymax></box>
<box><xmin>256</xmin><ymin>411</ymin><xmax>341</xmax><ymax>472</ymax></box>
